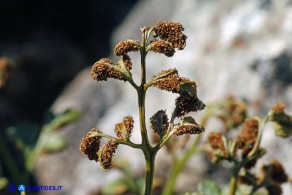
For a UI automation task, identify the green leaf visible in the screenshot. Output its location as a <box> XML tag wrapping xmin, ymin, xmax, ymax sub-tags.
<box><xmin>267</xmin><ymin>105</ymin><xmax>292</xmax><ymax>138</ymax></box>
<box><xmin>150</xmin><ymin>110</ymin><xmax>168</xmax><ymax>136</ymax></box>
<box><xmin>42</xmin><ymin>135</ymin><xmax>68</xmax><ymax>153</ymax></box>
<box><xmin>47</xmin><ymin>109</ymin><xmax>81</xmax><ymax>131</ymax></box>
<box><xmin>197</xmin><ymin>180</ymin><xmax>221</xmax><ymax>195</ymax></box>
<box><xmin>0</xmin><ymin>177</ymin><xmax>8</xmax><ymax>190</ymax></box>
<box><xmin>117</xmin><ymin>59</ymin><xmax>132</xmax><ymax>79</ymax></box>
<box><xmin>273</xmin><ymin>122</ymin><xmax>292</xmax><ymax>137</ymax></box>
<box><xmin>181</xmin><ymin>116</ymin><xmax>196</xmax><ymax>124</ymax></box>
<box><xmin>179</xmin><ymin>81</ymin><xmax>197</xmax><ymax>97</ymax></box>
<box><xmin>115</xmin><ymin>122</ymin><xmax>129</xmax><ymax>141</ymax></box>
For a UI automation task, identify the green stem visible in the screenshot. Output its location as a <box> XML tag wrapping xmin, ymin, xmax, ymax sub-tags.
<box><xmin>138</xmin><ymin>88</ymin><xmax>150</xmax><ymax>147</ymax></box>
<box><xmin>89</xmin><ymin>132</ymin><xmax>140</xmax><ymax>149</ymax></box>
<box><xmin>139</xmin><ymin>27</ymin><xmax>155</xmax><ymax>195</ymax></box>
<box><xmin>249</xmin><ymin>174</ymin><xmax>269</xmax><ymax>195</ymax></box>
<box><xmin>143</xmin><ymin>149</ymin><xmax>157</xmax><ymax>195</ymax></box>
<box><xmin>229</xmin><ymin>176</ymin><xmax>237</xmax><ymax>195</ymax></box>
<box><xmin>139</xmin><ymin>28</ymin><xmax>150</xmax><ymax>148</ymax></box>
<box><xmin>228</xmin><ymin>165</ymin><xmax>240</xmax><ymax>195</ymax></box>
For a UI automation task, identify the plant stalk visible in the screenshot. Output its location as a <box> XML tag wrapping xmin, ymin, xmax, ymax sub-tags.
<box><xmin>143</xmin><ymin>148</ymin><xmax>157</xmax><ymax>195</ymax></box>
<box><xmin>228</xmin><ymin>165</ymin><xmax>240</xmax><ymax>195</ymax></box>
<box><xmin>139</xmin><ymin>27</ymin><xmax>155</xmax><ymax>195</ymax></box>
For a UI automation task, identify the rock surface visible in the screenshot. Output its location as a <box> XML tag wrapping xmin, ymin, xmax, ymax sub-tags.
<box><xmin>38</xmin><ymin>0</ymin><xmax>292</xmax><ymax>194</ymax></box>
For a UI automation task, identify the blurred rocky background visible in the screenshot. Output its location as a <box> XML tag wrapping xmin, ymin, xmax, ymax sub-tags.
<box><xmin>1</xmin><ymin>0</ymin><xmax>292</xmax><ymax>194</ymax></box>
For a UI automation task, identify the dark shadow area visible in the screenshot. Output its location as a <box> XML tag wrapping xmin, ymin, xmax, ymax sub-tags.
<box><xmin>0</xmin><ymin>1</ymin><xmax>138</xmax><ymax>190</ymax></box>
<box><xmin>0</xmin><ymin>0</ymin><xmax>138</xmax><ymax>126</ymax></box>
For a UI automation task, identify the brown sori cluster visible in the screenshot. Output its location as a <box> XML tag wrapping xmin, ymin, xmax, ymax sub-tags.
<box><xmin>79</xmin><ymin>128</ymin><xmax>101</xmax><ymax>161</ymax></box>
<box><xmin>122</xmin><ymin>54</ymin><xmax>132</xmax><ymax>71</ymax></box>
<box><xmin>148</xmin><ymin>39</ymin><xmax>175</xmax><ymax>57</ymax></box>
<box><xmin>266</xmin><ymin>184</ymin><xmax>283</xmax><ymax>195</ymax></box>
<box><xmin>262</xmin><ymin>160</ymin><xmax>288</xmax><ymax>184</ymax></box>
<box><xmin>150</xmin><ymin>110</ymin><xmax>169</xmax><ymax>135</ymax></box>
<box><xmin>114</xmin><ymin>39</ymin><xmax>140</xmax><ymax>56</ymax></box>
<box><xmin>261</xmin><ymin>160</ymin><xmax>288</xmax><ymax>195</ymax></box>
<box><xmin>174</xmin><ymin>94</ymin><xmax>206</xmax><ymax>117</ymax></box>
<box><xmin>208</xmin><ymin>132</ymin><xmax>228</xmax><ymax>157</ymax></box>
<box><xmin>270</xmin><ymin>103</ymin><xmax>289</xmax><ymax>122</ymax></box>
<box><xmin>115</xmin><ymin>116</ymin><xmax>134</xmax><ymax>139</ymax></box>
<box><xmin>272</xmin><ymin>102</ymin><xmax>285</xmax><ymax>113</ymax></box>
<box><xmin>155</xmin><ymin>21</ymin><xmax>187</xmax><ymax>50</ymax></box>
<box><xmin>91</xmin><ymin>58</ymin><xmax>125</xmax><ymax>81</ymax></box>
<box><xmin>225</xmin><ymin>98</ymin><xmax>247</xmax><ymax>128</ymax></box>
<box><xmin>270</xmin><ymin>103</ymin><xmax>287</xmax><ymax>122</ymax></box>
<box><xmin>123</xmin><ymin>116</ymin><xmax>134</xmax><ymax>134</ymax></box>
<box><xmin>174</xmin><ymin>123</ymin><xmax>204</xmax><ymax>136</ymax></box>
<box><xmin>270</xmin><ymin>103</ymin><xmax>291</xmax><ymax>126</ymax></box>
<box><xmin>153</xmin><ymin>70</ymin><xmax>190</xmax><ymax>93</ymax></box>
<box><xmin>235</xmin><ymin>118</ymin><xmax>259</xmax><ymax>155</ymax></box>
<box><xmin>0</xmin><ymin>57</ymin><xmax>11</xmax><ymax>88</ymax></box>
<box><xmin>98</xmin><ymin>140</ymin><xmax>119</xmax><ymax>169</ymax></box>
<box><xmin>153</xmin><ymin>69</ymin><xmax>204</xmax><ymax>117</ymax></box>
